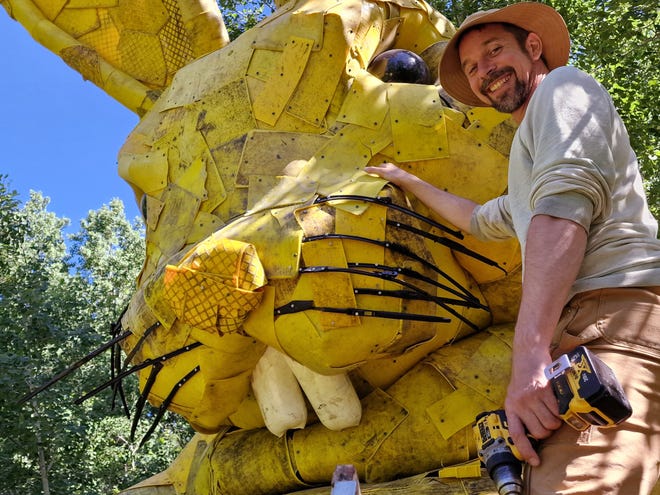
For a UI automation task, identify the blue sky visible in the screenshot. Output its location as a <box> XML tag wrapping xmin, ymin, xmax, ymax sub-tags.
<box><xmin>1</xmin><ymin>11</ymin><xmax>142</xmax><ymax>230</ymax></box>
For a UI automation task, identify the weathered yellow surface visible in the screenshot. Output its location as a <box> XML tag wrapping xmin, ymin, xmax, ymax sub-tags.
<box><xmin>2</xmin><ymin>1</ymin><xmax>527</xmax><ymax>494</ymax></box>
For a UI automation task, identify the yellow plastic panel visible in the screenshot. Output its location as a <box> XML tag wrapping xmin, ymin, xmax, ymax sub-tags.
<box><xmin>118</xmin><ymin>149</ymin><xmax>168</xmax><ymax>196</ymax></box>
<box><xmin>285</xmin><ymin>15</ymin><xmax>353</xmax><ymax>127</ymax></box>
<box><xmin>168</xmin><ymin>152</ymin><xmax>207</xmax><ymax>200</ymax></box>
<box><xmin>187</xmin><ymin>211</ymin><xmax>224</xmax><ymax>245</ymax></box>
<box><xmin>236</xmin><ymin>130</ymin><xmax>330</xmax><ymax>186</ymax></box>
<box><xmin>301</xmin><ymin>237</ymin><xmax>358</xmax><ymax>329</ymax></box>
<box><xmin>189</xmin><ymin>370</ymin><xmax>255</xmax><ymax>432</ymax></box>
<box><xmin>147</xmin><ymin>184</ymin><xmax>200</xmax><ymax>259</ymax></box>
<box><xmin>403</xmin><ymin>114</ymin><xmax>509</xmax><ymax>205</ymax></box>
<box><xmin>335</xmin><ymin>202</ymin><xmax>386</xmax><ymax>250</ymax></box>
<box><xmin>251</xmin><ymin>8</ymin><xmax>324</xmax><ymax>51</ymax></box>
<box><xmin>245</xmin><ymin>175</ymin><xmax>318</xmax><ymax>215</ymax></box>
<box><xmin>252</xmin><ymin>36</ymin><xmax>314</xmax><ymax>126</ymax></box>
<box><xmin>144</xmin><ymin>195</ymin><xmax>165</xmax><ymax>231</ymax></box>
<box><xmin>350</xmin><ymin>0</ymin><xmax>384</xmax><ymax>65</ymax></box>
<box><xmin>117</xmin><ymin>30</ymin><xmax>167</xmax><ymax>87</ymax></box>
<box><xmin>161</xmin><ymin>48</ymin><xmax>250</xmax><ymax>110</ymax></box>
<box><xmin>199</xmin><ymin>149</ymin><xmax>227</xmax><ymax>214</ymax></box>
<box><xmin>113</xmin><ymin>0</ymin><xmax>169</xmax><ymax>34</ymax></box>
<box><xmin>328</xmin><ymin>174</ymin><xmax>391</xmax><ymax>215</ymax></box>
<box><xmin>33</xmin><ymin>0</ymin><xmax>66</xmax><ymax>20</ymax></box>
<box><xmin>426</xmin><ymin>387</ymin><xmax>497</xmax><ymax>440</ymax></box>
<box><xmin>246</xmin><ymin>48</ymin><xmax>280</xmax><ymax>83</ymax></box>
<box><xmin>242</xmin><ymin>285</ymin><xmax>278</xmax><ymax>350</ymax></box>
<box><xmin>212</xmin><ymin>212</ymin><xmax>303</xmax><ymax>279</ymax></box>
<box><xmin>293</xmin><ymin>389</ymin><xmax>408</xmax><ymax>482</ymax></box>
<box><xmin>336</xmin><ymin>72</ymin><xmax>389</xmax><ymax>128</ymax></box>
<box><xmin>54</xmin><ymin>7</ymin><xmax>100</xmax><ymax>38</ymax></box>
<box><xmin>388</xmin><ymin>83</ymin><xmax>448</xmax><ymax>162</ymax></box>
<box><xmin>455</xmin><ymin>333</ymin><xmax>512</xmax><ymax>403</ymax></box>
<box><xmin>391</xmin><ymin>6</ymin><xmax>449</xmax><ymax>52</ymax></box>
<box><xmin>303</xmin><ymin>126</ymin><xmax>387</xmax><ymax>196</ymax></box>
<box><xmin>193</xmin><ymin>78</ymin><xmax>257</xmax><ymax>145</ymax></box>
<box><xmin>454</xmin><ymin>234</ymin><xmax>521</xmax><ymax>285</ymax></box>
<box><xmin>465</xmin><ymin>107</ymin><xmax>513</xmax><ymax>145</ymax></box>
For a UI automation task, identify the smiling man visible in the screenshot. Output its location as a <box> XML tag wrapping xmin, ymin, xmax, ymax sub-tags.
<box><xmin>366</xmin><ymin>3</ymin><xmax>660</xmax><ymax>494</ymax></box>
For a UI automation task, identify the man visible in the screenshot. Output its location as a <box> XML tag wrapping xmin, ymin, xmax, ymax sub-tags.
<box><xmin>366</xmin><ymin>3</ymin><xmax>660</xmax><ymax>494</ymax></box>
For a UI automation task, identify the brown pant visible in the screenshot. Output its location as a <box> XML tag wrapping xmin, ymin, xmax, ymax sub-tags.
<box><xmin>525</xmin><ymin>287</ymin><xmax>660</xmax><ymax>495</ymax></box>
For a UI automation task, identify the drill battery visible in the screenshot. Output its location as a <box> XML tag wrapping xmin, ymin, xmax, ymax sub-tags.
<box><xmin>544</xmin><ymin>345</ymin><xmax>632</xmax><ymax>431</ymax></box>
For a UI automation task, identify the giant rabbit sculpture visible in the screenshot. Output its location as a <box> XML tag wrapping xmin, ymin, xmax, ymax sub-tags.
<box><xmin>3</xmin><ymin>0</ymin><xmax>522</xmax><ymax>493</ymax></box>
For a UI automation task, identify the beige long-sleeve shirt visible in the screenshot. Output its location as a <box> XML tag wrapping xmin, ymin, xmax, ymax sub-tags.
<box><xmin>471</xmin><ymin>66</ymin><xmax>660</xmax><ymax>300</ymax></box>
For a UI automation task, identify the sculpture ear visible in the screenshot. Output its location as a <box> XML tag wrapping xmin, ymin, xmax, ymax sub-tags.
<box><xmin>525</xmin><ymin>32</ymin><xmax>544</xmax><ymax>62</ymax></box>
<box><xmin>2</xmin><ymin>0</ymin><xmax>229</xmax><ymax>115</ymax></box>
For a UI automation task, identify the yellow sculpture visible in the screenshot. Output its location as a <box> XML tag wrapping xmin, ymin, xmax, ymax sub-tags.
<box><xmin>3</xmin><ymin>0</ymin><xmax>525</xmax><ymax>493</ymax></box>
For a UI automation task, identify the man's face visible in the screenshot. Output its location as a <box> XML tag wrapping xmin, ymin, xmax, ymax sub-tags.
<box><xmin>458</xmin><ymin>24</ymin><xmax>535</xmax><ymax>113</ymax></box>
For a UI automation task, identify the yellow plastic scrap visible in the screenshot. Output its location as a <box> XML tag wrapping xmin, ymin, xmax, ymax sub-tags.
<box><xmin>337</xmin><ymin>72</ymin><xmax>390</xmax><ymax>128</ymax></box>
<box><xmin>236</xmin><ymin>131</ymin><xmax>330</xmax><ymax>187</ymax></box>
<box><xmin>283</xmin><ymin>14</ymin><xmax>356</xmax><ymax>128</ymax></box>
<box><xmin>162</xmin><ymin>238</ymin><xmax>267</xmax><ymax>334</ymax></box>
<box><xmin>146</xmin><ymin>183</ymin><xmax>202</xmax><ymax>259</ymax></box>
<box><xmin>252</xmin><ymin>36</ymin><xmax>315</xmax><ymax>126</ymax></box>
<box><xmin>302</xmin><ymin>235</ymin><xmax>360</xmax><ymax>330</ymax></box>
<box><xmin>437</xmin><ymin>459</ymin><xmax>483</xmax><ymax>479</ymax></box>
<box><xmin>388</xmin><ymin>83</ymin><xmax>449</xmax><ymax>161</ymax></box>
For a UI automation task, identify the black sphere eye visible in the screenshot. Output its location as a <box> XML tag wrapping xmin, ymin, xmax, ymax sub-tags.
<box><xmin>367</xmin><ymin>49</ymin><xmax>432</xmax><ymax>85</ymax></box>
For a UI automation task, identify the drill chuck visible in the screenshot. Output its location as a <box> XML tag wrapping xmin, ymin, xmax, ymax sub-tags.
<box><xmin>475</xmin><ymin>411</ymin><xmax>524</xmax><ymax>495</ymax></box>
<box><xmin>490</xmin><ymin>464</ymin><xmax>523</xmax><ymax>495</ymax></box>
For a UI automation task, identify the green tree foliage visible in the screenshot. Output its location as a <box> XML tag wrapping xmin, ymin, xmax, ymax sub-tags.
<box><xmin>0</xmin><ymin>177</ymin><xmax>192</xmax><ymax>495</ymax></box>
<box><xmin>218</xmin><ymin>0</ymin><xmax>276</xmax><ymax>40</ymax></box>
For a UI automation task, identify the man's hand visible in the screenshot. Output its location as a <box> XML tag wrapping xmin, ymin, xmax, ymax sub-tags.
<box><xmin>504</xmin><ymin>349</ymin><xmax>562</xmax><ymax>466</ymax></box>
<box><xmin>364</xmin><ymin>162</ymin><xmax>479</xmax><ymax>233</ymax></box>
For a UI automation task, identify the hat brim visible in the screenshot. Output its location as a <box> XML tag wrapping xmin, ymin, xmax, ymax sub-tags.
<box><xmin>439</xmin><ymin>2</ymin><xmax>570</xmax><ymax>107</ymax></box>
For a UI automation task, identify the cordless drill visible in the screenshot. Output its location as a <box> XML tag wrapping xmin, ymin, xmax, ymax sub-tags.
<box><xmin>473</xmin><ymin>346</ymin><xmax>632</xmax><ymax>495</ymax></box>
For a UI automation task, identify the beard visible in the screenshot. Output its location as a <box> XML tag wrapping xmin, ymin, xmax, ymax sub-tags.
<box><xmin>481</xmin><ymin>68</ymin><xmax>529</xmax><ymax>114</ymax></box>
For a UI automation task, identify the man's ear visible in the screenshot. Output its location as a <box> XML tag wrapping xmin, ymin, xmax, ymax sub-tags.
<box><xmin>525</xmin><ymin>32</ymin><xmax>543</xmax><ymax>61</ymax></box>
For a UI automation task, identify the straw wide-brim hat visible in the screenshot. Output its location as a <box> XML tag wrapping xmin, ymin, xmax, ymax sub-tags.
<box><xmin>439</xmin><ymin>2</ymin><xmax>570</xmax><ymax>107</ymax></box>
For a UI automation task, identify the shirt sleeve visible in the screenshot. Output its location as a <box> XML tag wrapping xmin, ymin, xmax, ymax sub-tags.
<box><xmin>524</xmin><ymin>67</ymin><xmax>615</xmax><ymax>230</ymax></box>
<box><xmin>470</xmin><ymin>195</ymin><xmax>517</xmax><ymax>241</ymax></box>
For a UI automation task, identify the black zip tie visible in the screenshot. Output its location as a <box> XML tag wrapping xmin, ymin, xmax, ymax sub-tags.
<box><xmin>108</xmin><ymin>305</ymin><xmax>131</xmax><ymax>416</ymax></box>
<box><xmin>18</xmin><ymin>330</ymin><xmax>133</xmax><ymax>405</ymax></box>
<box><xmin>121</xmin><ymin>321</ymin><xmax>161</xmax><ymax>370</ymax></box>
<box><xmin>138</xmin><ymin>366</ymin><xmax>200</xmax><ymax>448</ymax></box>
<box><xmin>300</xmin><ymin>264</ymin><xmax>486</xmax><ymax>310</ymax></box>
<box><xmin>352</xmin><ymin>287</ymin><xmax>475</xmax><ymax>307</ymax></box>
<box><xmin>111</xmin><ymin>321</ymin><xmax>161</xmax><ymax>416</ymax></box>
<box><xmin>386</xmin><ymin>219</ymin><xmax>507</xmax><ymax>275</ymax></box>
<box><xmin>275</xmin><ymin>300</ymin><xmax>451</xmax><ymax>323</ymax></box>
<box><xmin>74</xmin><ymin>341</ymin><xmax>203</xmax><ymax>405</ymax></box>
<box><xmin>298</xmin><ymin>265</ymin><xmax>484</xmax><ymax>331</ymax></box>
<box><xmin>349</xmin><ymin>262</ymin><xmax>486</xmax><ymax>307</ymax></box>
<box><xmin>130</xmin><ymin>361</ymin><xmax>164</xmax><ymax>442</ymax></box>
<box><xmin>303</xmin><ymin>233</ymin><xmax>479</xmax><ymax>304</ymax></box>
<box><xmin>313</xmin><ymin>194</ymin><xmax>464</xmax><ymax>239</ymax></box>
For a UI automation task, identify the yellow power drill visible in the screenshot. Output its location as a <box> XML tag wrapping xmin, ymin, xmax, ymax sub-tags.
<box><xmin>473</xmin><ymin>346</ymin><xmax>632</xmax><ymax>495</ymax></box>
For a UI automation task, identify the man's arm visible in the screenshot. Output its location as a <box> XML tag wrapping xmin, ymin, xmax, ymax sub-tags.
<box><xmin>505</xmin><ymin>214</ymin><xmax>588</xmax><ymax>466</ymax></box>
<box><xmin>364</xmin><ymin>163</ymin><xmax>478</xmax><ymax>233</ymax></box>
